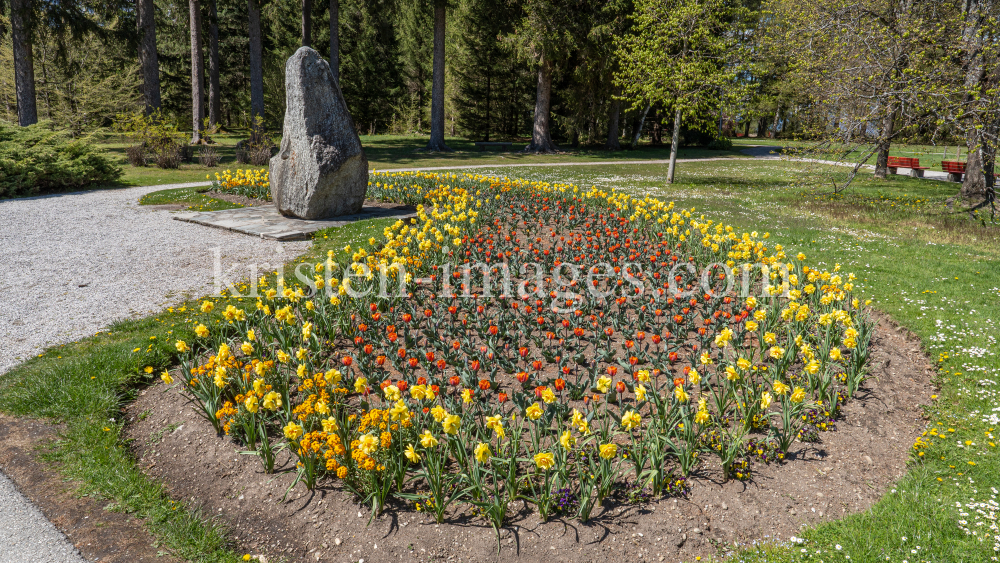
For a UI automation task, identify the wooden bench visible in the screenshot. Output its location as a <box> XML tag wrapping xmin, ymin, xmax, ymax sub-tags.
<box><xmin>887</xmin><ymin>156</ymin><xmax>929</xmax><ymax>178</ymax></box>
<box><xmin>942</xmin><ymin>160</ymin><xmax>966</xmax><ymax>182</ymax></box>
<box><xmin>475</xmin><ymin>141</ymin><xmax>513</xmax><ymax>152</ymax></box>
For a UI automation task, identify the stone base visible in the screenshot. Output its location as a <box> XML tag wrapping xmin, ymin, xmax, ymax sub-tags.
<box><xmin>173</xmin><ymin>203</ymin><xmax>416</xmax><ymax>241</ymax></box>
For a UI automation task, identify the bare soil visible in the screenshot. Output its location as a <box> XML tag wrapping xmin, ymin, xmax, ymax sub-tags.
<box><xmin>123</xmin><ymin>315</ymin><xmax>934</xmax><ymax>563</ymax></box>
<box><xmin>0</xmin><ymin>415</ymin><xmax>182</xmax><ymax>563</ymax></box>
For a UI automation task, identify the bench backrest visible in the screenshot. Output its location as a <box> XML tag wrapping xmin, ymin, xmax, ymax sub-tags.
<box><xmin>942</xmin><ymin>161</ymin><xmax>966</xmax><ymax>173</ymax></box>
<box><xmin>887</xmin><ymin>156</ymin><xmax>921</xmax><ymax>168</ymax></box>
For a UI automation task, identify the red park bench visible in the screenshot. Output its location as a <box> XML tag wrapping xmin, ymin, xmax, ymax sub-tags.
<box><xmin>887</xmin><ymin>156</ymin><xmax>929</xmax><ymax>178</ymax></box>
<box><xmin>941</xmin><ymin>160</ymin><xmax>966</xmax><ymax>182</ymax></box>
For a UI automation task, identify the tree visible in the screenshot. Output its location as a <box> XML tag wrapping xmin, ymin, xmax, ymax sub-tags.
<box><xmin>958</xmin><ymin>0</ymin><xmax>999</xmax><ymax>198</ymax></box>
<box><xmin>302</xmin><ymin>0</ymin><xmax>313</xmax><ymax>46</ymax></box>
<box><xmin>454</xmin><ymin>0</ymin><xmax>533</xmax><ymax>141</ymax></box>
<box><xmin>207</xmin><ymin>0</ymin><xmax>221</xmax><ymax>127</ymax></box>
<box><xmin>10</xmin><ymin>0</ymin><xmax>37</xmax><ymax>125</ymax></box>
<box><xmin>337</xmin><ymin>0</ymin><xmax>403</xmax><ymax>134</ymax></box>
<box><xmin>426</xmin><ymin>0</ymin><xmax>450</xmax><ymax>151</ymax></box>
<box><xmin>137</xmin><ymin>0</ymin><xmax>161</xmax><ymax>113</ymax></box>
<box><xmin>617</xmin><ymin>0</ymin><xmax>749</xmax><ymax>182</ymax></box>
<box><xmin>766</xmin><ymin>0</ymin><xmax>961</xmax><ymax>187</ymax></box>
<box><xmin>248</xmin><ymin>0</ymin><xmax>266</xmax><ymax>134</ymax></box>
<box><xmin>510</xmin><ymin>0</ymin><xmax>592</xmax><ymax>153</ymax></box>
<box><xmin>329</xmin><ymin>0</ymin><xmax>339</xmax><ymax>82</ymax></box>
<box><xmin>189</xmin><ymin>0</ymin><xmax>206</xmax><ymax>143</ymax></box>
<box><xmin>397</xmin><ymin>0</ymin><xmax>432</xmax><ymax>132</ymax></box>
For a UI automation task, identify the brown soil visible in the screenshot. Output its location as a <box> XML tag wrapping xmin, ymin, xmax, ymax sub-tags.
<box><xmin>123</xmin><ymin>315</ymin><xmax>934</xmax><ymax>563</ymax></box>
<box><xmin>0</xmin><ymin>415</ymin><xmax>182</xmax><ymax>563</ymax></box>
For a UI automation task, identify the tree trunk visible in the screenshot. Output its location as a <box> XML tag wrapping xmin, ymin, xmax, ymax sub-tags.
<box><xmin>604</xmin><ymin>95</ymin><xmax>621</xmax><ymax>150</ymax></box>
<box><xmin>137</xmin><ymin>0</ymin><xmax>161</xmax><ymax>114</ymax></box>
<box><xmin>652</xmin><ymin>107</ymin><xmax>663</xmax><ymax>145</ymax></box>
<box><xmin>189</xmin><ymin>0</ymin><xmax>205</xmax><ymax>143</ymax></box>
<box><xmin>630</xmin><ymin>102</ymin><xmax>651</xmax><ymax>148</ymax></box>
<box><xmin>960</xmin><ymin>0</ymin><xmax>987</xmax><ymax>197</ymax></box>
<box><xmin>208</xmin><ymin>0</ymin><xmax>221</xmax><ymax>127</ymax></box>
<box><xmin>667</xmin><ymin>107</ymin><xmax>681</xmax><ymax>184</ymax></box>
<box><xmin>770</xmin><ymin>106</ymin><xmax>781</xmax><ymax>139</ymax></box>
<box><xmin>426</xmin><ymin>0</ymin><xmax>449</xmax><ymax>151</ymax></box>
<box><xmin>873</xmin><ymin>109</ymin><xmax>896</xmax><ymax>179</ymax></box>
<box><xmin>302</xmin><ymin>0</ymin><xmax>312</xmax><ymax>47</ymax></box>
<box><xmin>525</xmin><ymin>55</ymin><xmax>557</xmax><ymax>152</ymax></box>
<box><xmin>10</xmin><ymin>0</ymin><xmax>37</xmax><ymax>126</ymax></box>
<box><xmin>962</xmin><ymin>142</ymin><xmax>987</xmax><ymax>197</ymax></box>
<box><xmin>248</xmin><ymin>0</ymin><xmax>265</xmax><ymax>136</ymax></box>
<box><xmin>329</xmin><ymin>0</ymin><xmax>339</xmax><ymax>83</ymax></box>
<box><xmin>742</xmin><ymin>120</ymin><xmax>750</xmax><ymax>137</ymax></box>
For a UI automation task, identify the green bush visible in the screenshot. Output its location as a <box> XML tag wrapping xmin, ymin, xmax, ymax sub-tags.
<box><xmin>707</xmin><ymin>137</ymin><xmax>734</xmax><ymax>151</ymax></box>
<box><xmin>0</xmin><ymin>122</ymin><xmax>123</xmax><ymax>198</ymax></box>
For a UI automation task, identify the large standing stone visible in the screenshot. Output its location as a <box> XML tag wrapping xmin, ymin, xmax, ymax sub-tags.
<box><xmin>270</xmin><ymin>46</ymin><xmax>368</xmax><ymax>219</ymax></box>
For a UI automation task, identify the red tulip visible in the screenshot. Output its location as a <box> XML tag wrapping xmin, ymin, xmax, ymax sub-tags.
<box><xmin>554</xmin><ymin>378</ymin><xmax>566</xmax><ymax>391</ymax></box>
<box><xmin>516</xmin><ymin>372</ymin><xmax>530</xmax><ymax>384</ymax></box>
<box><xmin>616</xmin><ymin>381</ymin><xmax>627</xmax><ymax>393</ymax></box>
<box><xmin>341</xmin><ymin>356</ymin><xmax>353</xmax><ymax>366</ymax></box>
<box><xmin>478</xmin><ymin>379</ymin><xmax>491</xmax><ymax>391</ymax></box>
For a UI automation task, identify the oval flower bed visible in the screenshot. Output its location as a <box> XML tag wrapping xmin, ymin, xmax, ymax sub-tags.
<box><xmin>166</xmin><ymin>171</ymin><xmax>873</xmax><ymax>545</ymax></box>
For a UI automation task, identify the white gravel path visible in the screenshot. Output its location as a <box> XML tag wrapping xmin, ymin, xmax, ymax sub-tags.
<box><xmin>0</xmin><ymin>182</ymin><xmax>310</xmax><ymax>562</ymax></box>
<box><xmin>0</xmin><ymin>472</ymin><xmax>87</xmax><ymax>563</ymax></box>
<box><xmin>0</xmin><ymin>182</ymin><xmax>309</xmax><ymax>374</ymax></box>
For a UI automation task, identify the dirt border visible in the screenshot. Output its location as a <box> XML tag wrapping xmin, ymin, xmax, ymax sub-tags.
<box><xmin>0</xmin><ymin>415</ymin><xmax>183</xmax><ymax>563</ymax></box>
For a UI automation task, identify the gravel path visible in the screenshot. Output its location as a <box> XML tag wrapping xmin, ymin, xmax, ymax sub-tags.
<box><xmin>0</xmin><ymin>182</ymin><xmax>310</xmax><ymax>561</ymax></box>
<box><xmin>0</xmin><ymin>472</ymin><xmax>86</xmax><ymax>563</ymax></box>
<box><xmin>0</xmin><ymin>182</ymin><xmax>310</xmax><ymax>375</ymax></box>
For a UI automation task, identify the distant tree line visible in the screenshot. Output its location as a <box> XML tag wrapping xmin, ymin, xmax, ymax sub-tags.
<box><xmin>0</xmin><ymin>0</ymin><xmax>996</xmax><ymax>191</ymax></box>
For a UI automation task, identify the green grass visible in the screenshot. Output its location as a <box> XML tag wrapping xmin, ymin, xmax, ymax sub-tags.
<box><xmin>90</xmin><ymin>131</ymin><xmax>743</xmax><ymax>189</ymax></box>
<box><xmin>138</xmin><ymin>186</ymin><xmax>245</xmax><ymax>211</ymax></box>
<box><xmin>5</xmin><ymin>156</ymin><xmax>999</xmax><ymax>562</ymax></box>
<box><xmin>730</xmin><ymin>136</ymin><xmax>973</xmax><ymax>174</ymax></box>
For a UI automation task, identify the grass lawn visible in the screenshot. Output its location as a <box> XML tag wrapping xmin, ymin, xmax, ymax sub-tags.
<box><xmin>137</xmin><ymin>185</ymin><xmax>245</xmax><ymax>211</ymax></box>
<box><xmin>730</xmin><ymin>136</ymin><xmax>974</xmax><ymax>174</ymax></box>
<box><xmin>3</xmin><ymin>157</ymin><xmax>999</xmax><ymax>562</ymax></box>
<box><xmin>92</xmin><ymin>132</ymin><xmax>742</xmax><ymax>188</ymax></box>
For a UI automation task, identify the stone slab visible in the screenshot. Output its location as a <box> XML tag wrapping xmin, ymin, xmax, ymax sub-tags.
<box><xmin>173</xmin><ymin>204</ymin><xmax>416</xmax><ymax>241</ymax></box>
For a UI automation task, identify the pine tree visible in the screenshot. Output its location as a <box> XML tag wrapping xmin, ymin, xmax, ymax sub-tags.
<box><xmin>453</xmin><ymin>0</ymin><xmax>532</xmax><ymax>141</ymax></box>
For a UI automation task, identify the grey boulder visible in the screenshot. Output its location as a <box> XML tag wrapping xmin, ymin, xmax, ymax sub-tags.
<box><xmin>270</xmin><ymin>46</ymin><xmax>368</xmax><ymax>219</ymax></box>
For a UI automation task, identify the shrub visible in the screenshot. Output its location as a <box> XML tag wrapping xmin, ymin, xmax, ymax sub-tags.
<box><xmin>156</xmin><ymin>144</ymin><xmax>182</xmax><ymax>169</ymax></box>
<box><xmin>235</xmin><ymin>126</ymin><xmax>276</xmax><ymax>166</ymax></box>
<box><xmin>0</xmin><ymin>122</ymin><xmax>123</xmax><ymax>198</ymax></box>
<box><xmin>114</xmin><ymin>110</ymin><xmax>188</xmax><ymax>170</ymax></box>
<box><xmin>125</xmin><ymin>144</ymin><xmax>147</xmax><ymax>167</ymax></box>
<box><xmin>707</xmin><ymin>137</ymin><xmax>734</xmax><ymax>151</ymax></box>
<box><xmin>199</xmin><ymin>145</ymin><xmax>220</xmax><ymax>167</ymax></box>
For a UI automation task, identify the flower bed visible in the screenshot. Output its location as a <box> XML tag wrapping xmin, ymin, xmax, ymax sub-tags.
<box><xmin>166</xmin><ymin>171</ymin><xmax>873</xmax><ymax>539</ymax></box>
<box><xmin>209</xmin><ymin>168</ymin><xmax>270</xmax><ymax>200</ymax></box>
